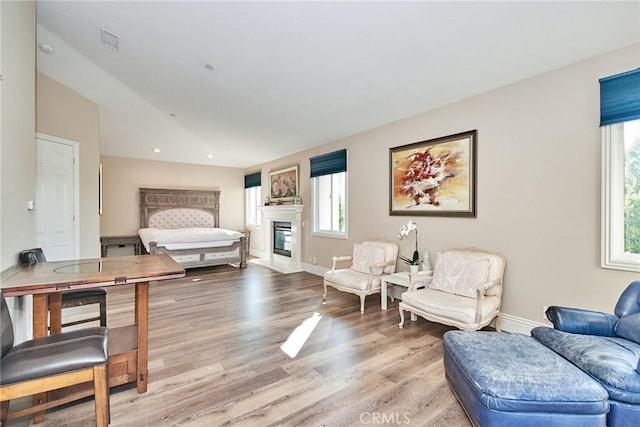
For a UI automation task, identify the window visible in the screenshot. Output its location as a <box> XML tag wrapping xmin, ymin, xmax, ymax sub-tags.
<box><xmin>602</xmin><ymin>121</ymin><xmax>640</xmax><ymax>271</ymax></box>
<box><xmin>244</xmin><ymin>172</ymin><xmax>261</xmax><ymax>228</ymax></box>
<box><xmin>313</xmin><ymin>172</ymin><xmax>346</xmax><ymax>236</ymax></box>
<box><xmin>311</xmin><ymin>149</ymin><xmax>347</xmax><ymax>238</ymax></box>
<box><xmin>600</xmin><ymin>69</ymin><xmax>640</xmax><ymax>272</ymax></box>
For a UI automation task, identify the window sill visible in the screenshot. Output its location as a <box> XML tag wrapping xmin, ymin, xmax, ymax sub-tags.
<box><xmin>312</xmin><ymin>231</ymin><xmax>347</xmax><ymax>240</ymax></box>
<box><xmin>602</xmin><ymin>253</ymin><xmax>640</xmax><ymax>273</ymax></box>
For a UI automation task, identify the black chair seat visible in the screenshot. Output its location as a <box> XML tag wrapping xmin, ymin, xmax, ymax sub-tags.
<box><xmin>1</xmin><ymin>293</ymin><xmax>110</xmax><ymax>425</ymax></box>
<box><xmin>61</xmin><ymin>288</ymin><xmax>107</xmax><ymax>302</ymax></box>
<box><xmin>0</xmin><ymin>327</ymin><xmax>108</xmax><ymax>385</ymax></box>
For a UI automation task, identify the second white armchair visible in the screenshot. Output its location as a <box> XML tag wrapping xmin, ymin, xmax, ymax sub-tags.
<box><xmin>399</xmin><ymin>247</ymin><xmax>506</xmax><ymax>331</ymax></box>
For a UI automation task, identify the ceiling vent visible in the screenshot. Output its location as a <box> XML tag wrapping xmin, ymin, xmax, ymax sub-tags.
<box><xmin>101</xmin><ymin>29</ymin><xmax>120</xmax><ymax>51</ymax></box>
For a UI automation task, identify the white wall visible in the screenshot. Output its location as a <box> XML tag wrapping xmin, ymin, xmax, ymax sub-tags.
<box><xmin>1</xmin><ymin>0</ymin><xmax>36</xmax><ymax>342</ymax></box>
<box><xmin>248</xmin><ymin>44</ymin><xmax>640</xmax><ymax>329</ymax></box>
<box><xmin>1</xmin><ymin>0</ymin><xmax>36</xmax><ymax>269</ymax></box>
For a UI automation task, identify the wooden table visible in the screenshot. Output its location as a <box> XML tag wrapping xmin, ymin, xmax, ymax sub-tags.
<box><xmin>0</xmin><ymin>254</ymin><xmax>185</xmax><ymax>413</ymax></box>
<box><xmin>381</xmin><ymin>271</ymin><xmax>432</xmax><ymax>321</ymax></box>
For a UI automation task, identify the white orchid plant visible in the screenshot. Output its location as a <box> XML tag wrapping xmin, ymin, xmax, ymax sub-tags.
<box><xmin>397</xmin><ymin>219</ymin><xmax>420</xmax><ymax>265</ymax></box>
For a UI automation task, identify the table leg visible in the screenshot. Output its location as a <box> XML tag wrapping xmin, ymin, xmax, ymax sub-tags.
<box><xmin>32</xmin><ymin>294</ymin><xmax>50</xmax><ymax>423</ymax></box>
<box><xmin>135</xmin><ymin>282</ymin><xmax>149</xmax><ymax>393</ymax></box>
<box><xmin>32</xmin><ymin>294</ymin><xmax>49</xmax><ymax>338</ymax></box>
<box><xmin>381</xmin><ymin>279</ymin><xmax>388</xmax><ymax>310</ymax></box>
<box><xmin>48</xmin><ymin>293</ymin><xmax>62</xmax><ymax>335</ymax></box>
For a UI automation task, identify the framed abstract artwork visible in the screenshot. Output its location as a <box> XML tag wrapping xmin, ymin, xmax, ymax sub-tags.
<box><xmin>269</xmin><ymin>165</ymin><xmax>298</xmax><ymax>202</ymax></box>
<box><xmin>389</xmin><ymin>130</ymin><xmax>477</xmax><ymax>217</ymax></box>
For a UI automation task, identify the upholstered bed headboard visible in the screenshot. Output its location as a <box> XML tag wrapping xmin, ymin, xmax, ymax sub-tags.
<box><xmin>139</xmin><ymin>188</ymin><xmax>220</xmax><ymax>229</ymax></box>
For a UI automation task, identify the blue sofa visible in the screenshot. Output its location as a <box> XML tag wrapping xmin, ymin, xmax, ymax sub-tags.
<box><xmin>531</xmin><ymin>280</ymin><xmax>640</xmax><ymax>427</ymax></box>
<box><xmin>444</xmin><ymin>331</ymin><xmax>609</xmax><ymax>426</ymax></box>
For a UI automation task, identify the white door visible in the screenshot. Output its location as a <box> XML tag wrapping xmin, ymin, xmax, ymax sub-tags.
<box><xmin>35</xmin><ymin>137</ymin><xmax>77</xmax><ymax>261</ymax></box>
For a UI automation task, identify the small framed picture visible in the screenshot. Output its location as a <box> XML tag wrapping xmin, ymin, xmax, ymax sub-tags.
<box><xmin>268</xmin><ymin>165</ymin><xmax>298</xmax><ymax>203</ymax></box>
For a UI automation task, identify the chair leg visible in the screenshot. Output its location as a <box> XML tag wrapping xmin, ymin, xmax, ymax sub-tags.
<box><xmin>359</xmin><ymin>295</ymin><xmax>365</xmax><ymax>313</ymax></box>
<box><xmin>99</xmin><ymin>298</ymin><xmax>107</xmax><ymax>327</ymax></box>
<box><xmin>322</xmin><ymin>282</ymin><xmax>328</xmax><ymax>303</ymax></box>
<box><xmin>494</xmin><ymin>314</ymin><xmax>501</xmax><ymax>332</ymax></box>
<box><xmin>1</xmin><ymin>400</ymin><xmax>9</xmax><ymax>422</ymax></box>
<box><xmin>398</xmin><ymin>304</ymin><xmax>405</xmax><ymax>329</ymax></box>
<box><xmin>93</xmin><ymin>364</ymin><xmax>109</xmax><ymax>427</ymax></box>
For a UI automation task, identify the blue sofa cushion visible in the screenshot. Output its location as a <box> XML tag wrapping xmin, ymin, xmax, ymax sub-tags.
<box><xmin>614</xmin><ymin>280</ymin><xmax>640</xmax><ymax>318</ymax></box>
<box><xmin>615</xmin><ymin>313</ymin><xmax>640</xmax><ymax>345</ymax></box>
<box><xmin>443</xmin><ymin>331</ymin><xmax>609</xmax><ymax>414</ymax></box>
<box><xmin>532</xmin><ymin>326</ymin><xmax>640</xmax><ymax>404</ymax></box>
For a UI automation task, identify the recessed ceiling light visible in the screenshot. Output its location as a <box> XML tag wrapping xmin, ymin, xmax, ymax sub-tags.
<box><xmin>169</xmin><ymin>113</ymin><xmax>176</xmax><ymax>117</ymax></box>
<box><xmin>153</xmin><ymin>148</ymin><xmax>160</xmax><ymax>153</ymax></box>
<box><xmin>101</xmin><ymin>28</ymin><xmax>120</xmax><ymax>51</ymax></box>
<box><xmin>39</xmin><ymin>44</ymin><xmax>55</xmax><ymax>54</ymax></box>
<box><xmin>207</xmin><ymin>154</ymin><xmax>213</xmax><ymax>159</ymax></box>
<box><xmin>204</xmin><ymin>64</ymin><xmax>214</xmax><ymax>71</ymax></box>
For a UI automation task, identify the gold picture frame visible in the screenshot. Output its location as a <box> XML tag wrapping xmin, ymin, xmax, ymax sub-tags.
<box><xmin>268</xmin><ymin>165</ymin><xmax>298</xmax><ymax>202</ymax></box>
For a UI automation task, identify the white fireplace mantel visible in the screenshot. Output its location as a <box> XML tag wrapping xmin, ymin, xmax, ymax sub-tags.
<box><xmin>249</xmin><ymin>205</ymin><xmax>304</xmax><ymax>274</ymax></box>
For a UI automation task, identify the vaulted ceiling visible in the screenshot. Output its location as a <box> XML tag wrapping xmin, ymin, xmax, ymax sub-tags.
<box><xmin>36</xmin><ymin>1</ymin><xmax>640</xmax><ymax>168</ymax></box>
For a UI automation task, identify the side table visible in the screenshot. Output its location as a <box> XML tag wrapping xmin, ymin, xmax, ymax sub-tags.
<box><xmin>381</xmin><ymin>271</ymin><xmax>432</xmax><ymax>319</ymax></box>
<box><xmin>100</xmin><ymin>235</ymin><xmax>142</xmax><ymax>257</ymax></box>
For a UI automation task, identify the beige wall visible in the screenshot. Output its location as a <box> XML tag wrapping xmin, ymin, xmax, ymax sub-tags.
<box><xmin>36</xmin><ymin>72</ymin><xmax>101</xmax><ymax>258</ymax></box>
<box><xmin>100</xmin><ymin>156</ymin><xmax>245</xmax><ymax>235</ymax></box>
<box><xmin>249</xmin><ymin>44</ymin><xmax>640</xmax><ymax>325</ymax></box>
<box><xmin>1</xmin><ymin>1</ymin><xmax>36</xmax><ymax>269</ymax></box>
<box><xmin>9</xmin><ymin>10</ymin><xmax>636</xmax><ymax>329</ymax></box>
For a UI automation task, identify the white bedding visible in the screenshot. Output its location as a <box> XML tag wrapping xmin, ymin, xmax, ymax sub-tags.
<box><xmin>138</xmin><ymin>227</ymin><xmax>244</xmax><ymax>252</ymax></box>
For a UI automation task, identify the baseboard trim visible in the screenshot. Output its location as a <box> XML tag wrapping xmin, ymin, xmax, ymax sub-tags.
<box><xmin>298</xmin><ymin>262</ymin><xmax>548</xmax><ymax>334</ymax></box>
<box><xmin>498</xmin><ymin>312</ymin><xmax>548</xmax><ymax>335</ymax></box>
<box><xmin>302</xmin><ymin>262</ymin><xmax>327</xmax><ymax>277</ymax></box>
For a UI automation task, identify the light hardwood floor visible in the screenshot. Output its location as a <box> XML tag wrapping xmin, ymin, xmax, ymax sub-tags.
<box><xmin>5</xmin><ymin>264</ymin><xmax>471</xmax><ymax>427</ymax></box>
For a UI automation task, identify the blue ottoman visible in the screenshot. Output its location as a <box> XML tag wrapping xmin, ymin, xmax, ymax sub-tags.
<box><xmin>443</xmin><ymin>331</ymin><xmax>609</xmax><ymax>427</ymax></box>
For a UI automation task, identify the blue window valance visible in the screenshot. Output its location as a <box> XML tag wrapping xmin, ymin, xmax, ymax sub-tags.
<box><xmin>310</xmin><ymin>149</ymin><xmax>347</xmax><ymax>178</ymax></box>
<box><xmin>244</xmin><ymin>171</ymin><xmax>261</xmax><ymax>188</ymax></box>
<box><xmin>600</xmin><ymin>68</ymin><xmax>640</xmax><ymax>126</ymax></box>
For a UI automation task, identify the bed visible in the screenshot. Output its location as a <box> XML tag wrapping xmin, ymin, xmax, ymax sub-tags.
<box><xmin>138</xmin><ymin>188</ymin><xmax>247</xmax><ymax>269</ymax></box>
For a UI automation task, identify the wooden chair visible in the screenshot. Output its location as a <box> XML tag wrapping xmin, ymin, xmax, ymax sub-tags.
<box><xmin>19</xmin><ymin>248</ymin><xmax>107</xmax><ymax>328</ymax></box>
<box><xmin>0</xmin><ymin>293</ymin><xmax>110</xmax><ymax>425</ymax></box>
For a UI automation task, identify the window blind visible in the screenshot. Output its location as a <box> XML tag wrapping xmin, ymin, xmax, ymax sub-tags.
<box><xmin>310</xmin><ymin>149</ymin><xmax>347</xmax><ymax>178</ymax></box>
<box><xmin>244</xmin><ymin>171</ymin><xmax>261</xmax><ymax>188</ymax></box>
<box><xmin>600</xmin><ymin>68</ymin><xmax>640</xmax><ymax>126</ymax></box>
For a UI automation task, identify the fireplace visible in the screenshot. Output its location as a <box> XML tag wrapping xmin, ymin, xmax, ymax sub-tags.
<box><xmin>250</xmin><ymin>205</ymin><xmax>304</xmax><ymax>274</ymax></box>
<box><xmin>273</xmin><ymin>221</ymin><xmax>292</xmax><ymax>257</ymax></box>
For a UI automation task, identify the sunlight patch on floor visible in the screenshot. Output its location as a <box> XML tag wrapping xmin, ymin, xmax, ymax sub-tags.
<box><xmin>280</xmin><ymin>312</ymin><xmax>322</xmax><ymax>358</ymax></box>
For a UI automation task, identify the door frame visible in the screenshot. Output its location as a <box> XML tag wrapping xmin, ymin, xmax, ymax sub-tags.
<box><xmin>35</xmin><ymin>132</ymin><xmax>80</xmax><ymax>259</ymax></box>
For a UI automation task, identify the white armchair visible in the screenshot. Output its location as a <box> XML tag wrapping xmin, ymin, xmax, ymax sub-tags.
<box><xmin>323</xmin><ymin>240</ymin><xmax>399</xmax><ymax>313</ymax></box>
<box><xmin>399</xmin><ymin>248</ymin><xmax>506</xmax><ymax>331</ymax></box>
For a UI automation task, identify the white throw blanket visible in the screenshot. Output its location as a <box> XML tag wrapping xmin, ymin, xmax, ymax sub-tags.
<box><xmin>138</xmin><ymin>227</ymin><xmax>243</xmax><ymax>252</ymax></box>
